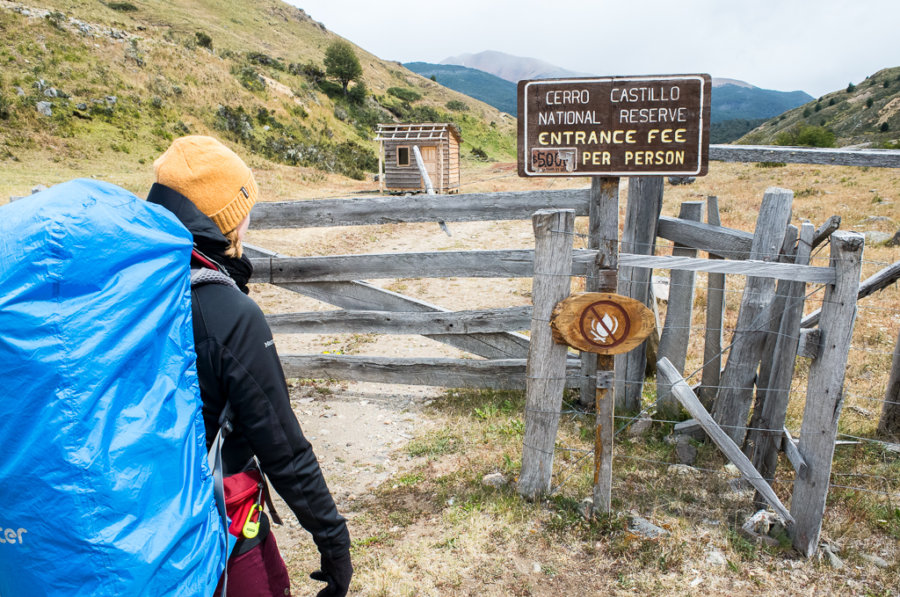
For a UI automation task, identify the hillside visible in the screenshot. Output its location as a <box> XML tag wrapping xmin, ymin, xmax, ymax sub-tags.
<box><xmin>0</xmin><ymin>0</ymin><xmax>516</xmax><ymax>200</ymax></box>
<box><xmin>738</xmin><ymin>66</ymin><xmax>900</xmax><ymax>148</ymax></box>
<box><xmin>404</xmin><ymin>62</ymin><xmax>516</xmax><ymax>116</ymax></box>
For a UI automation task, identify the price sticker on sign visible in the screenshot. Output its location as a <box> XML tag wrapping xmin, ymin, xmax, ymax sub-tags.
<box><xmin>550</xmin><ymin>292</ymin><xmax>655</xmax><ymax>355</ymax></box>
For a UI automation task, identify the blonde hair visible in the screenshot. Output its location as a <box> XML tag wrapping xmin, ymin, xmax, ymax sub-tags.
<box><xmin>224</xmin><ymin>228</ymin><xmax>243</xmax><ymax>259</ymax></box>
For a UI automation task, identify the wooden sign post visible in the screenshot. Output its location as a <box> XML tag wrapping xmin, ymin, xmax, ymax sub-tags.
<box><xmin>516</xmin><ymin>74</ymin><xmax>710</xmax><ymax>511</ymax></box>
<box><xmin>552</xmin><ymin>288</ymin><xmax>655</xmax><ymax>514</ymax></box>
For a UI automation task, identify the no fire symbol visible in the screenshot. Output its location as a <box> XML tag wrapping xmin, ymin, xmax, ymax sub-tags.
<box><xmin>579</xmin><ymin>300</ymin><xmax>631</xmax><ymax>349</ymax></box>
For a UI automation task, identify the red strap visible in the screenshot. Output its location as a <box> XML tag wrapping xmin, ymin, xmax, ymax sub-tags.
<box><xmin>191</xmin><ymin>249</ymin><xmax>218</xmax><ymax>271</ymax></box>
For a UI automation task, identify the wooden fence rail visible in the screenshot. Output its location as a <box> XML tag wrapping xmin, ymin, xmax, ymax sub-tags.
<box><xmin>280</xmin><ymin>354</ymin><xmax>585</xmax><ymax>390</ymax></box>
<box><xmin>265</xmin><ymin>306</ymin><xmax>532</xmax><ymax>336</ymax></box>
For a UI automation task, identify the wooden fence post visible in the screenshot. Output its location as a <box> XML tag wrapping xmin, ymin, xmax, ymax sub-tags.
<box><xmin>877</xmin><ymin>328</ymin><xmax>900</xmax><ymax>440</ymax></box>
<box><xmin>591</xmin><ymin>177</ymin><xmax>620</xmax><ymax>514</ymax></box>
<box><xmin>790</xmin><ymin>231</ymin><xmax>863</xmax><ymax>557</ymax></box>
<box><xmin>656</xmin><ymin>201</ymin><xmax>704</xmax><ymax>416</ymax></box>
<box><xmin>519</xmin><ymin>209</ymin><xmax>575</xmax><ymax>499</ymax></box>
<box><xmin>749</xmin><ymin>223</ymin><xmax>814</xmax><ymax>501</ymax></box>
<box><xmin>712</xmin><ymin>188</ymin><xmax>793</xmax><ymax>445</ymax></box>
<box><xmin>612</xmin><ymin>176</ymin><xmax>663</xmax><ymax>412</ymax></box>
<box><xmin>699</xmin><ymin>196</ymin><xmax>725</xmax><ymax>408</ymax></box>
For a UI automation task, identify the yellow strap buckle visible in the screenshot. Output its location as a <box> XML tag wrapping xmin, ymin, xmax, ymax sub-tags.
<box><xmin>241</xmin><ymin>504</ymin><xmax>261</xmax><ymax>539</ymax></box>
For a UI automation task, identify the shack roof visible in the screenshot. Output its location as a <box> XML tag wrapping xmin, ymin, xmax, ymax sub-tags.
<box><xmin>374</xmin><ymin>123</ymin><xmax>462</xmax><ymax>143</ymax></box>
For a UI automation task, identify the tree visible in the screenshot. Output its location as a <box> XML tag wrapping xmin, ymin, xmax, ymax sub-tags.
<box><xmin>324</xmin><ymin>40</ymin><xmax>362</xmax><ymax>95</ymax></box>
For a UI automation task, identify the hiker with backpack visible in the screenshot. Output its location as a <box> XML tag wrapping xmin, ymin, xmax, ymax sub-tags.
<box><xmin>147</xmin><ymin>135</ymin><xmax>352</xmax><ymax>597</ymax></box>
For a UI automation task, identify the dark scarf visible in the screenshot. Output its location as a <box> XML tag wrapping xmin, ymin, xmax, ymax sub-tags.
<box><xmin>146</xmin><ymin>183</ymin><xmax>253</xmax><ymax>294</ymax></box>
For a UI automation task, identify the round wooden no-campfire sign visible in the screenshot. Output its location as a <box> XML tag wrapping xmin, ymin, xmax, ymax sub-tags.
<box><xmin>550</xmin><ymin>292</ymin><xmax>655</xmax><ymax>355</ymax></box>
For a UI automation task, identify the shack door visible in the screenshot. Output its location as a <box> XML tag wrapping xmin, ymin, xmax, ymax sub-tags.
<box><xmin>420</xmin><ymin>146</ymin><xmax>439</xmax><ymax>188</ymax></box>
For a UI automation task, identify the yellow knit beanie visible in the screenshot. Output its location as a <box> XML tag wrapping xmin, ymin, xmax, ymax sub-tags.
<box><xmin>153</xmin><ymin>135</ymin><xmax>258</xmax><ymax>234</ymax></box>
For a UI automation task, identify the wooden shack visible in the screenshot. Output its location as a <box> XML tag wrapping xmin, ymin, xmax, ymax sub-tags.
<box><xmin>375</xmin><ymin>123</ymin><xmax>461</xmax><ymax>194</ymax></box>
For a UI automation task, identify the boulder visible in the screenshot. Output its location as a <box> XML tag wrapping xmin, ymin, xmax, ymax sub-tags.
<box><xmin>36</xmin><ymin>101</ymin><xmax>52</xmax><ymax>117</ymax></box>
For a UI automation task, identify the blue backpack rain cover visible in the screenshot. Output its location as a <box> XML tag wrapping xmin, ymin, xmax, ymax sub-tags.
<box><xmin>0</xmin><ymin>180</ymin><xmax>226</xmax><ymax>596</ymax></box>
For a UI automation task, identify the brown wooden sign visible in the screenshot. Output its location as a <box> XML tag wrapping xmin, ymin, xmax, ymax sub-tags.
<box><xmin>518</xmin><ymin>74</ymin><xmax>712</xmax><ymax>177</ymax></box>
<box><xmin>551</xmin><ymin>292</ymin><xmax>655</xmax><ymax>355</ymax></box>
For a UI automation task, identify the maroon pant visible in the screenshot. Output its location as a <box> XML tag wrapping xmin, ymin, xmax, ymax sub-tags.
<box><xmin>213</xmin><ymin>533</ymin><xmax>292</xmax><ymax>597</ymax></box>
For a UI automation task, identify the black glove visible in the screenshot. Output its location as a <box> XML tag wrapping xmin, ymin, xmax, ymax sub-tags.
<box><xmin>310</xmin><ymin>550</ymin><xmax>353</xmax><ymax>597</ymax></box>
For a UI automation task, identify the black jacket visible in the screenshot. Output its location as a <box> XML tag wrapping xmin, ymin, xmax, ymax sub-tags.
<box><xmin>147</xmin><ymin>183</ymin><xmax>350</xmax><ymax>558</ymax></box>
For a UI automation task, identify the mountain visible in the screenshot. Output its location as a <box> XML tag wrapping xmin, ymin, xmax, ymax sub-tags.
<box><xmin>418</xmin><ymin>53</ymin><xmax>812</xmax><ymax>141</ymax></box>
<box><xmin>0</xmin><ymin>0</ymin><xmax>515</xmax><ymax>198</ymax></box>
<box><xmin>738</xmin><ymin>67</ymin><xmax>900</xmax><ymax>148</ymax></box>
<box><xmin>441</xmin><ymin>50</ymin><xmax>590</xmax><ymax>83</ymax></box>
<box><xmin>710</xmin><ymin>84</ymin><xmax>813</xmax><ymax>123</ymax></box>
<box><xmin>404</xmin><ymin>62</ymin><xmax>517</xmax><ymax>115</ymax></box>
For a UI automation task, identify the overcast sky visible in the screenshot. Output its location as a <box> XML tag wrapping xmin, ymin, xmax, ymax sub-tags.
<box><xmin>287</xmin><ymin>0</ymin><xmax>899</xmax><ymax>98</ymax></box>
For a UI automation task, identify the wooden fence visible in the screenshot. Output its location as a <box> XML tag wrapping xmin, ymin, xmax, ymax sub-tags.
<box><xmin>245</xmin><ymin>144</ymin><xmax>900</xmax><ymax>558</ymax></box>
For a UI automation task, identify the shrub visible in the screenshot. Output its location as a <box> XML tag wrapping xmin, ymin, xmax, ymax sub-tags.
<box><xmin>45</xmin><ymin>11</ymin><xmax>66</xmax><ymax>29</ymax></box>
<box><xmin>195</xmin><ymin>31</ymin><xmax>213</xmax><ymax>50</ymax></box>
<box><xmin>881</xmin><ymin>122</ymin><xmax>890</xmax><ymax>132</ymax></box>
<box><xmin>247</xmin><ymin>52</ymin><xmax>284</xmax><ymax>71</ymax></box>
<box><xmin>388</xmin><ymin>87</ymin><xmax>421</xmax><ymax>102</ymax></box>
<box><xmin>347</xmin><ymin>81</ymin><xmax>367</xmax><ymax>105</ymax></box>
<box><xmin>776</xmin><ymin>124</ymin><xmax>835</xmax><ymax>147</ymax></box>
<box><xmin>846</xmin><ymin>82</ymin><xmax>856</xmax><ymax>93</ymax></box>
<box><xmin>884</xmin><ymin>80</ymin><xmax>890</xmax><ymax>88</ymax></box>
<box><xmin>0</xmin><ymin>95</ymin><xmax>10</xmax><ymax>120</ymax></box>
<box><xmin>471</xmin><ymin>147</ymin><xmax>489</xmax><ymax>161</ymax></box>
<box><xmin>235</xmin><ymin>65</ymin><xmax>265</xmax><ymax>92</ymax></box>
<box><xmin>446</xmin><ymin>100</ymin><xmax>468</xmax><ymax>112</ymax></box>
<box><xmin>108</xmin><ymin>2</ymin><xmax>138</xmax><ymax>11</ymax></box>
<box><xmin>802</xmin><ymin>106</ymin><xmax>811</xmax><ymax>118</ymax></box>
<box><xmin>289</xmin><ymin>61</ymin><xmax>325</xmax><ymax>84</ymax></box>
<box><xmin>829</xmin><ymin>98</ymin><xmax>836</xmax><ymax>106</ymax></box>
<box><xmin>866</xmin><ymin>97</ymin><xmax>874</xmax><ymax>108</ymax></box>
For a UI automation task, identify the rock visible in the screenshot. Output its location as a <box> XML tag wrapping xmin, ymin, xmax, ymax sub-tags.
<box><xmin>864</xmin><ymin>231</ymin><xmax>891</xmax><ymax>245</ymax></box>
<box><xmin>860</xmin><ymin>215</ymin><xmax>894</xmax><ymax>225</ymax></box>
<box><xmin>31</xmin><ymin>185</ymin><xmax>47</xmax><ymax>194</ymax></box>
<box><xmin>740</xmin><ymin>510</ymin><xmax>783</xmax><ymax>547</ymax></box>
<box><xmin>668</xmin><ymin>176</ymin><xmax>696</xmax><ymax>185</ymax></box>
<box><xmin>43</xmin><ymin>88</ymin><xmax>58</xmax><ymax>98</ymax></box>
<box><xmin>628</xmin><ymin>515</ymin><xmax>668</xmax><ymax>539</ymax></box>
<box><xmin>860</xmin><ymin>553</ymin><xmax>890</xmax><ymax>568</ymax></box>
<box><xmin>36</xmin><ymin>101</ymin><xmax>52</xmax><ymax>117</ymax></box>
<box><xmin>531</xmin><ymin>562</ymin><xmax>541</xmax><ymax>573</ymax></box>
<box><xmin>33</xmin><ymin>79</ymin><xmax>47</xmax><ymax>91</ymax></box>
<box><xmin>76</xmin><ymin>103</ymin><xmax>87</xmax><ymax>111</ymax></box>
<box><xmin>822</xmin><ymin>545</ymin><xmax>843</xmax><ymax>569</ymax></box>
<box><xmin>705</xmin><ymin>549</ymin><xmax>727</xmax><ymax>566</ymax></box>
<box><xmin>887</xmin><ymin>228</ymin><xmax>900</xmax><ymax>247</ymax></box>
<box><xmin>106</xmin><ymin>95</ymin><xmax>117</xmax><ymax>106</ymax></box>
<box><xmin>580</xmin><ymin>497</ymin><xmax>593</xmax><ymax>520</ymax></box>
<box><xmin>15</xmin><ymin>86</ymin><xmax>24</xmax><ymax>97</ymax></box>
<box><xmin>482</xmin><ymin>472</ymin><xmax>506</xmax><ymax>489</ymax></box>
<box><xmin>667</xmin><ymin>464</ymin><xmax>700</xmax><ymax>476</ymax></box>
<box><xmin>675</xmin><ymin>437</ymin><xmax>698</xmax><ymax>465</ymax></box>
<box><xmin>9</xmin><ymin>196</ymin><xmax>26</xmax><ymax>202</ymax></box>
<box><xmin>627</xmin><ymin>415</ymin><xmax>652</xmax><ymax>437</ymax></box>
<box><xmin>723</xmin><ymin>463</ymin><xmax>740</xmax><ymax>476</ymax></box>
<box><xmin>674</xmin><ymin>419</ymin><xmax>706</xmax><ymax>441</ymax></box>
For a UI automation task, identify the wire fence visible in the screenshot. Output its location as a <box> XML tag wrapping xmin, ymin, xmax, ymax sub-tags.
<box><xmin>527</xmin><ymin>258</ymin><xmax>900</xmax><ymax>515</ymax></box>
